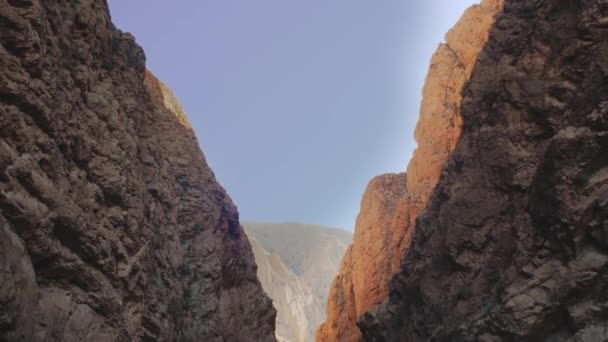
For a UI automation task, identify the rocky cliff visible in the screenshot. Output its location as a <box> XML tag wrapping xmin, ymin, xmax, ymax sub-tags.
<box><xmin>249</xmin><ymin>234</ymin><xmax>325</xmax><ymax>342</ymax></box>
<box><xmin>317</xmin><ymin>1</ymin><xmax>503</xmax><ymax>340</ymax></box>
<box><xmin>0</xmin><ymin>1</ymin><xmax>275</xmax><ymax>341</ymax></box>
<box><xmin>316</xmin><ymin>173</ymin><xmax>407</xmax><ymax>341</ymax></box>
<box><xmin>359</xmin><ymin>0</ymin><xmax>608</xmax><ymax>341</ymax></box>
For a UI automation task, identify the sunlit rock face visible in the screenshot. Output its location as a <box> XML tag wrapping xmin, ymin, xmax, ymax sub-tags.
<box><xmin>316</xmin><ymin>173</ymin><xmax>407</xmax><ymax>342</ymax></box>
<box><xmin>359</xmin><ymin>0</ymin><xmax>608</xmax><ymax>340</ymax></box>
<box><xmin>402</xmin><ymin>0</ymin><xmax>506</xmax><ymax>250</ymax></box>
<box><xmin>0</xmin><ymin>1</ymin><xmax>275</xmax><ymax>341</ymax></box>
<box><xmin>317</xmin><ymin>1</ymin><xmax>503</xmax><ymax>341</ymax></box>
<box><xmin>245</xmin><ymin>222</ymin><xmax>352</xmax><ymax>342</ymax></box>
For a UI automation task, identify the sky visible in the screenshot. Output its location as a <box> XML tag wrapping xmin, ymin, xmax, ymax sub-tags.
<box><xmin>108</xmin><ymin>0</ymin><xmax>478</xmax><ymax>230</ymax></box>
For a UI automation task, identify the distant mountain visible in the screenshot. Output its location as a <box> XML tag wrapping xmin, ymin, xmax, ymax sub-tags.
<box><xmin>244</xmin><ymin>222</ymin><xmax>352</xmax><ymax>342</ymax></box>
<box><xmin>244</xmin><ymin>222</ymin><xmax>352</xmax><ymax>305</ymax></box>
<box><xmin>248</xmin><ymin>235</ymin><xmax>324</xmax><ymax>342</ymax></box>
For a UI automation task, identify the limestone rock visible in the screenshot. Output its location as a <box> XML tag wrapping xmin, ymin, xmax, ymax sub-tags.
<box><xmin>0</xmin><ymin>1</ymin><xmax>275</xmax><ymax>341</ymax></box>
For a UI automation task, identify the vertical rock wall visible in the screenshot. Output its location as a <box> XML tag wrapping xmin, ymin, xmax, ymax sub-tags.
<box><xmin>316</xmin><ymin>1</ymin><xmax>503</xmax><ymax>340</ymax></box>
<box><xmin>0</xmin><ymin>1</ymin><xmax>275</xmax><ymax>341</ymax></box>
<box><xmin>317</xmin><ymin>173</ymin><xmax>407</xmax><ymax>341</ymax></box>
<box><xmin>360</xmin><ymin>0</ymin><xmax>608</xmax><ymax>340</ymax></box>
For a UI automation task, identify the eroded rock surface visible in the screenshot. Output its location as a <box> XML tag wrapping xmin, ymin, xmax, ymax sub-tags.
<box><xmin>317</xmin><ymin>1</ymin><xmax>503</xmax><ymax>340</ymax></box>
<box><xmin>0</xmin><ymin>1</ymin><xmax>275</xmax><ymax>341</ymax></box>
<box><xmin>359</xmin><ymin>1</ymin><xmax>608</xmax><ymax>341</ymax></box>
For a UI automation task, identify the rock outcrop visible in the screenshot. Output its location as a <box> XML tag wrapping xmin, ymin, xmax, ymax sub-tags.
<box><xmin>249</xmin><ymin>234</ymin><xmax>325</xmax><ymax>342</ymax></box>
<box><xmin>317</xmin><ymin>1</ymin><xmax>503</xmax><ymax>340</ymax></box>
<box><xmin>359</xmin><ymin>0</ymin><xmax>608</xmax><ymax>341</ymax></box>
<box><xmin>245</xmin><ymin>222</ymin><xmax>352</xmax><ymax>342</ymax></box>
<box><xmin>0</xmin><ymin>1</ymin><xmax>275</xmax><ymax>341</ymax></box>
<box><xmin>402</xmin><ymin>0</ymin><xmax>505</xmax><ymax>250</ymax></box>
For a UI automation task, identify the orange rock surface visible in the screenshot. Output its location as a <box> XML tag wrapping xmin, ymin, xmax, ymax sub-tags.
<box><xmin>403</xmin><ymin>0</ymin><xmax>505</xmax><ymax>249</ymax></box>
<box><xmin>316</xmin><ymin>1</ymin><xmax>504</xmax><ymax>341</ymax></box>
<box><xmin>317</xmin><ymin>174</ymin><xmax>407</xmax><ymax>341</ymax></box>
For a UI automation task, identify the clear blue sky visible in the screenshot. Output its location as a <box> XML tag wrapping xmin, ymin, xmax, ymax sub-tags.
<box><xmin>108</xmin><ymin>1</ymin><xmax>477</xmax><ymax>230</ymax></box>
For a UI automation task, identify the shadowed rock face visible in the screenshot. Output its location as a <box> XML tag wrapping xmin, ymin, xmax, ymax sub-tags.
<box><xmin>0</xmin><ymin>1</ymin><xmax>275</xmax><ymax>341</ymax></box>
<box><xmin>359</xmin><ymin>0</ymin><xmax>608</xmax><ymax>341</ymax></box>
<box><xmin>317</xmin><ymin>1</ymin><xmax>503</xmax><ymax>340</ymax></box>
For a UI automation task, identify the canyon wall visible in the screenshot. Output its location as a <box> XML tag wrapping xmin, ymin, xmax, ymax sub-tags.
<box><xmin>316</xmin><ymin>173</ymin><xmax>407</xmax><ymax>341</ymax></box>
<box><xmin>359</xmin><ymin>0</ymin><xmax>608</xmax><ymax>340</ymax></box>
<box><xmin>316</xmin><ymin>1</ymin><xmax>503</xmax><ymax>340</ymax></box>
<box><xmin>0</xmin><ymin>1</ymin><xmax>275</xmax><ymax>341</ymax></box>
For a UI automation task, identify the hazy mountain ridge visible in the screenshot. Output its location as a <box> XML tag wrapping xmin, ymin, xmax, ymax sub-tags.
<box><xmin>245</xmin><ymin>222</ymin><xmax>352</xmax><ymax>305</ymax></box>
<box><xmin>244</xmin><ymin>222</ymin><xmax>352</xmax><ymax>342</ymax></box>
<box><xmin>248</xmin><ymin>235</ymin><xmax>325</xmax><ymax>342</ymax></box>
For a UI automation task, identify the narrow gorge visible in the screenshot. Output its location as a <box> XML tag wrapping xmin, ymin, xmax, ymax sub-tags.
<box><xmin>1</xmin><ymin>0</ymin><xmax>607</xmax><ymax>342</ymax></box>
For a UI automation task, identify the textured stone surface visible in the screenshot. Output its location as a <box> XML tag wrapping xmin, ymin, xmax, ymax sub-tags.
<box><xmin>317</xmin><ymin>1</ymin><xmax>502</xmax><ymax>340</ymax></box>
<box><xmin>249</xmin><ymin>234</ymin><xmax>325</xmax><ymax>342</ymax></box>
<box><xmin>316</xmin><ymin>173</ymin><xmax>407</xmax><ymax>341</ymax></box>
<box><xmin>0</xmin><ymin>1</ymin><xmax>275</xmax><ymax>341</ymax></box>
<box><xmin>400</xmin><ymin>0</ymin><xmax>505</xmax><ymax>267</ymax></box>
<box><xmin>359</xmin><ymin>0</ymin><xmax>608</xmax><ymax>341</ymax></box>
<box><xmin>318</xmin><ymin>245</ymin><xmax>359</xmax><ymax>342</ymax></box>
